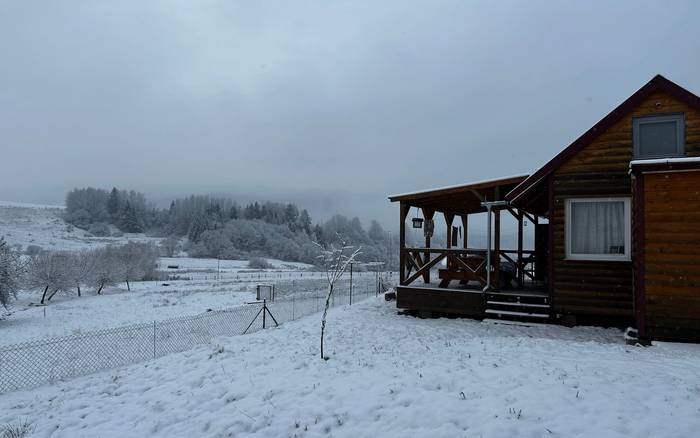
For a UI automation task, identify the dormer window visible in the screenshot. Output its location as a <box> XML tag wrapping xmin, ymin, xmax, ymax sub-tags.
<box><xmin>633</xmin><ymin>114</ymin><xmax>685</xmax><ymax>159</ymax></box>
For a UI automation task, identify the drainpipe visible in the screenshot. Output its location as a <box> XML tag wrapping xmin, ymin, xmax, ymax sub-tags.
<box><xmin>484</xmin><ymin>203</ymin><xmax>492</xmax><ymax>292</ymax></box>
<box><xmin>481</xmin><ymin>200</ymin><xmax>509</xmax><ymax>292</ymax></box>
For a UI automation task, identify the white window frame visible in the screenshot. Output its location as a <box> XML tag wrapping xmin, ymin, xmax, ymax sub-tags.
<box><xmin>565</xmin><ymin>197</ymin><xmax>631</xmax><ymax>261</ymax></box>
<box><xmin>632</xmin><ymin>113</ymin><xmax>685</xmax><ymax>159</ymax></box>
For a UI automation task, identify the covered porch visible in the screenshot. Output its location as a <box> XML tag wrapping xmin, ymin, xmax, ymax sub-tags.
<box><xmin>388</xmin><ymin>175</ymin><xmax>550</xmax><ymax>321</ymax></box>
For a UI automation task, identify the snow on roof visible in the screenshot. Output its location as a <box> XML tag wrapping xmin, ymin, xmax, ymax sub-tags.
<box><xmin>629</xmin><ymin>157</ymin><xmax>700</xmax><ymax>167</ymax></box>
<box><xmin>388</xmin><ymin>174</ymin><xmax>529</xmax><ymax>200</ymax></box>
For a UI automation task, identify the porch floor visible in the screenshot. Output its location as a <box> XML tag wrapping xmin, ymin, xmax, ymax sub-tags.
<box><xmin>396</xmin><ymin>281</ymin><xmax>550</xmax><ymax>322</ymax></box>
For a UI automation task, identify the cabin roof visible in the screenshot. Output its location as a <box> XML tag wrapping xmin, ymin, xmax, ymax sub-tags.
<box><xmin>506</xmin><ymin>74</ymin><xmax>700</xmax><ymax>204</ymax></box>
<box><xmin>388</xmin><ymin>174</ymin><xmax>528</xmax><ymax>214</ymax></box>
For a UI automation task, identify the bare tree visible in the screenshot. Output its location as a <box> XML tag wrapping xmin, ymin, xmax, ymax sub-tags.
<box><xmin>68</xmin><ymin>250</ymin><xmax>96</xmax><ymax>297</ymax></box>
<box><xmin>89</xmin><ymin>247</ymin><xmax>122</xmax><ymax>294</ymax></box>
<box><xmin>117</xmin><ymin>242</ymin><xmax>158</xmax><ymax>291</ymax></box>
<box><xmin>160</xmin><ymin>236</ymin><xmax>180</xmax><ymax>257</ymax></box>
<box><xmin>25</xmin><ymin>252</ymin><xmax>71</xmax><ymax>304</ymax></box>
<box><xmin>0</xmin><ymin>238</ymin><xmax>24</xmax><ymax>308</ymax></box>
<box><xmin>316</xmin><ymin>238</ymin><xmax>361</xmax><ymax>360</ymax></box>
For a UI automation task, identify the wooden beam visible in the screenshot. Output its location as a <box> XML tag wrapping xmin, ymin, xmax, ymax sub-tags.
<box><xmin>493</xmin><ymin>208</ymin><xmax>501</xmax><ymax>290</ymax></box>
<box><xmin>444</xmin><ymin>212</ymin><xmax>454</xmax><ymax>248</ymax></box>
<box><xmin>421</xmin><ymin>208</ymin><xmax>435</xmax><ymax>283</ymax></box>
<box><xmin>399</xmin><ymin>202</ymin><xmax>409</xmax><ymax>284</ymax></box>
<box><xmin>517</xmin><ymin>209</ymin><xmax>524</xmax><ymax>288</ymax></box>
<box><xmin>461</xmin><ymin>215</ymin><xmax>468</xmax><ymax>248</ymax></box>
<box><xmin>523</xmin><ymin>211</ymin><xmax>536</xmax><ymax>224</ymax></box>
<box><xmin>404</xmin><ymin>252</ymin><xmax>447</xmax><ymax>286</ymax></box>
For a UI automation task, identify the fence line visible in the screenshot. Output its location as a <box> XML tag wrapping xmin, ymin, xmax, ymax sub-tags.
<box><xmin>0</xmin><ymin>273</ymin><xmax>396</xmax><ymax>394</ymax></box>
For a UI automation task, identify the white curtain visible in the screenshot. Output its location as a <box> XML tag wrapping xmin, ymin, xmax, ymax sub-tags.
<box><xmin>570</xmin><ymin>201</ymin><xmax>625</xmax><ymax>255</ymax></box>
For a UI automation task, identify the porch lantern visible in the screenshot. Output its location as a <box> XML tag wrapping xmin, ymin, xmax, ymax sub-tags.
<box><xmin>411</xmin><ymin>208</ymin><xmax>423</xmax><ymax>228</ymax></box>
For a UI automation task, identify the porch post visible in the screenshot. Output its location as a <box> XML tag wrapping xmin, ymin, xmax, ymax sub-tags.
<box><xmin>484</xmin><ymin>205</ymin><xmax>492</xmax><ymax>291</ymax></box>
<box><xmin>399</xmin><ymin>202</ymin><xmax>409</xmax><ymax>285</ymax></box>
<box><xmin>493</xmin><ymin>207</ymin><xmax>501</xmax><ymax>290</ymax></box>
<box><xmin>444</xmin><ymin>212</ymin><xmax>454</xmax><ymax>248</ymax></box>
<box><xmin>421</xmin><ymin>208</ymin><xmax>434</xmax><ymax>284</ymax></box>
<box><xmin>461</xmin><ymin>214</ymin><xmax>468</xmax><ymax>248</ymax></box>
<box><xmin>517</xmin><ymin>209</ymin><xmax>524</xmax><ymax>288</ymax></box>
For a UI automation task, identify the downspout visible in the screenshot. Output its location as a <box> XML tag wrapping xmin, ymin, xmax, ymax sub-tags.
<box><xmin>481</xmin><ymin>200</ymin><xmax>509</xmax><ymax>292</ymax></box>
<box><xmin>484</xmin><ymin>203</ymin><xmax>492</xmax><ymax>292</ymax></box>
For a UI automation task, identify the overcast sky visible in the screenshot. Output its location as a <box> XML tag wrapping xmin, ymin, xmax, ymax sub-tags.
<box><xmin>2</xmin><ymin>1</ymin><xmax>700</xmax><ymax>227</ymax></box>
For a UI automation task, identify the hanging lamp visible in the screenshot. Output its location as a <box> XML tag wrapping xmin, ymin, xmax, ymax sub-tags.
<box><xmin>411</xmin><ymin>207</ymin><xmax>423</xmax><ymax>229</ymax></box>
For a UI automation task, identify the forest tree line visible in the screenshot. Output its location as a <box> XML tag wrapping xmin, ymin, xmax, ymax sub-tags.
<box><xmin>64</xmin><ymin>187</ymin><xmax>397</xmax><ymax>267</ymax></box>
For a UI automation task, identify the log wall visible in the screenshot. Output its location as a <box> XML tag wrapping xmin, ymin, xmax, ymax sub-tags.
<box><xmin>550</xmin><ymin>91</ymin><xmax>700</xmax><ymax>325</ymax></box>
<box><xmin>642</xmin><ymin>170</ymin><xmax>700</xmax><ymax>341</ymax></box>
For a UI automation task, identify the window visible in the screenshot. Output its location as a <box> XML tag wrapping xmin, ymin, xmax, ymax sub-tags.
<box><xmin>565</xmin><ymin>198</ymin><xmax>631</xmax><ymax>261</ymax></box>
<box><xmin>633</xmin><ymin>114</ymin><xmax>685</xmax><ymax>159</ymax></box>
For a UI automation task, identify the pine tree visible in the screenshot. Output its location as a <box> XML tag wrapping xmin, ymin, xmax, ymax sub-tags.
<box><xmin>229</xmin><ymin>205</ymin><xmax>238</xmax><ymax>219</ymax></box>
<box><xmin>107</xmin><ymin>187</ymin><xmax>120</xmax><ymax>220</ymax></box>
<box><xmin>121</xmin><ymin>201</ymin><xmax>144</xmax><ymax>233</ymax></box>
<box><xmin>187</xmin><ymin>213</ymin><xmax>208</xmax><ymax>242</ymax></box>
<box><xmin>298</xmin><ymin>209</ymin><xmax>312</xmax><ymax>235</ymax></box>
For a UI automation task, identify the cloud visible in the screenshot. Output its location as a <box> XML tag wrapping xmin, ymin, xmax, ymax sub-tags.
<box><xmin>1</xmin><ymin>0</ymin><xmax>699</xmax><ymax>227</ymax></box>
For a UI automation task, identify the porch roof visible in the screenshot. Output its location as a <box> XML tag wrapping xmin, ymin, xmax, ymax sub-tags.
<box><xmin>388</xmin><ymin>174</ymin><xmax>528</xmax><ymax>214</ymax></box>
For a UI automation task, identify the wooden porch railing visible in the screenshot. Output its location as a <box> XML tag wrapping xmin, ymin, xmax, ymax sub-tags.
<box><xmin>400</xmin><ymin>247</ymin><xmax>536</xmax><ymax>290</ymax></box>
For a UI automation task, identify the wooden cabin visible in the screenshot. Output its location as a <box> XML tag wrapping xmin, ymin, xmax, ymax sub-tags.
<box><xmin>389</xmin><ymin>74</ymin><xmax>700</xmax><ymax>342</ymax></box>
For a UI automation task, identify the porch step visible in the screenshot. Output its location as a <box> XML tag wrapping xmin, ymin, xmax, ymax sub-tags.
<box><xmin>486</xmin><ymin>301</ymin><xmax>549</xmax><ymax>309</ymax></box>
<box><xmin>484</xmin><ymin>291</ymin><xmax>551</xmax><ymax>323</ymax></box>
<box><xmin>484</xmin><ymin>309</ymin><xmax>549</xmax><ymax>319</ymax></box>
<box><xmin>485</xmin><ymin>291</ymin><xmax>549</xmax><ymax>306</ymax></box>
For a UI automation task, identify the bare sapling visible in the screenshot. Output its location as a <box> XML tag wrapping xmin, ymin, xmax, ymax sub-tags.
<box><xmin>316</xmin><ymin>237</ymin><xmax>361</xmax><ymax>360</ymax></box>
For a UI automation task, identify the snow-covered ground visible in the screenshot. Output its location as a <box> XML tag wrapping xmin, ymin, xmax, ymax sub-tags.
<box><xmin>0</xmin><ymin>202</ymin><xmax>161</xmax><ymax>251</ymax></box>
<box><xmin>1</xmin><ymin>298</ymin><xmax>698</xmax><ymax>437</ymax></box>
<box><xmin>159</xmin><ymin>256</ymin><xmax>312</xmax><ymax>272</ymax></box>
<box><xmin>1</xmin><ymin>271</ymin><xmax>379</xmax><ymax>346</ymax></box>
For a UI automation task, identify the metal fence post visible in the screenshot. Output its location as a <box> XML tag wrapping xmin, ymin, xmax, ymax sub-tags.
<box><xmin>153</xmin><ymin>321</ymin><xmax>156</xmax><ymax>359</ymax></box>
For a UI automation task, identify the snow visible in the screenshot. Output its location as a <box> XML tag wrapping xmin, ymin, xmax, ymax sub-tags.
<box><xmin>2</xmin><ymin>298</ymin><xmax>699</xmax><ymax>437</ymax></box>
<box><xmin>630</xmin><ymin>156</ymin><xmax>700</xmax><ymax>166</ymax></box>
<box><xmin>0</xmin><ymin>203</ymin><xmax>162</xmax><ymax>251</ymax></box>
<box><xmin>1</xmin><ymin>281</ymin><xmax>255</xmax><ymax>345</ymax></box>
<box><xmin>387</xmin><ymin>174</ymin><xmax>529</xmax><ymax>199</ymax></box>
<box><xmin>0</xmin><ymin>272</ymin><xmax>378</xmax><ymax>346</ymax></box>
<box><xmin>159</xmin><ymin>256</ymin><xmax>313</xmax><ymax>273</ymax></box>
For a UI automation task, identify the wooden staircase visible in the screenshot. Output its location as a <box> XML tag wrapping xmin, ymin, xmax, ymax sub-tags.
<box><xmin>484</xmin><ymin>290</ymin><xmax>551</xmax><ymax>323</ymax></box>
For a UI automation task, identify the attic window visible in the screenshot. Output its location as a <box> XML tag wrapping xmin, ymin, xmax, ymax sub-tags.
<box><xmin>633</xmin><ymin>114</ymin><xmax>685</xmax><ymax>159</ymax></box>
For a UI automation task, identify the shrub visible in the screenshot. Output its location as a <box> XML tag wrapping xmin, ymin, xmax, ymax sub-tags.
<box><xmin>87</xmin><ymin>222</ymin><xmax>111</xmax><ymax>237</ymax></box>
<box><xmin>1</xmin><ymin>418</ymin><xmax>34</xmax><ymax>438</ymax></box>
<box><xmin>25</xmin><ymin>245</ymin><xmax>43</xmax><ymax>256</ymax></box>
<box><xmin>248</xmin><ymin>257</ymin><xmax>272</xmax><ymax>270</ymax></box>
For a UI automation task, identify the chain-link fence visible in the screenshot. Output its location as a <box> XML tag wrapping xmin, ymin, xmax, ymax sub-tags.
<box><xmin>0</xmin><ymin>272</ymin><xmax>396</xmax><ymax>394</ymax></box>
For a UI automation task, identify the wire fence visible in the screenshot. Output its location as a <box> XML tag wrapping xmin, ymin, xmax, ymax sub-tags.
<box><xmin>163</xmin><ymin>271</ymin><xmax>339</xmax><ymax>282</ymax></box>
<box><xmin>0</xmin><ymin>272</ymin><xmax>396</xmax><ymax>394</ymax></box>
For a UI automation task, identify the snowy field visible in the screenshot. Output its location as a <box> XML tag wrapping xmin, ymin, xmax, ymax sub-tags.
<box><xmin>0</xmin><ymin>201</ymin><xmax>161</xmax><ymax>251</ymax></box>
<box><xmin>1</xmin><ymin>269</ymin><xmax>379</xmax><ymax>346</ymax></box>
<box><xmin>1</xmin><ymin>298</ymin><xmax>699</xmax><ymax>437</ymax></box>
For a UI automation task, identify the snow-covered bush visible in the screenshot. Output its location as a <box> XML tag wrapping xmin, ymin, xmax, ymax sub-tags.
<box><xmin>24</xmin><ymin>245</ymin><xmax>43</xmax><ymax>256</ymax></box>
<box><xmin>87</xmin><ymin>222</ymin><xmax>111</xmax><ymax>237</ymax></box>
<box><xmin>0</xmin><ymin>238</ymin><xmax>24</xmax><ymax>308</ymax></box>
<box><xmin>248</xmin><ymin>257</ymin><xmax>272</xmax><ymax>270</ymax></box>
<box><xmin>160</xmin><ymin>236</ymin><xmax>180</xmax><ymax>257</ymax></box>
<box><xmin>0</xmin><ymin>418</ymin><xmax>34</xmax><ymax>438</ymax></box>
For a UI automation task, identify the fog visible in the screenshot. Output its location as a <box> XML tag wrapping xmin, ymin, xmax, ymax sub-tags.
<box><xmin>2</xmin><ymin>0</ymin><xmax>699</xmax><ymax>228</ymax></box>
